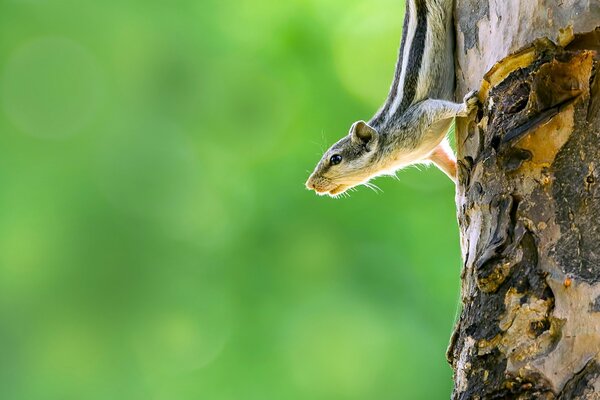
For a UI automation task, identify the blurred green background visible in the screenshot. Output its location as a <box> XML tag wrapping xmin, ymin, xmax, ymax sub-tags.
<box><xmin>0</xmin><ymin>0</ymin><xmax>462</xmax><ymax>399</ymax></box>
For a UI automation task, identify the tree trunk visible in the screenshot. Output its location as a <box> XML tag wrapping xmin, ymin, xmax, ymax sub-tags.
<box><xmin>448</xmin><ymin>2</ymin><xmax>600</xmax><ymax>399</ymax></box>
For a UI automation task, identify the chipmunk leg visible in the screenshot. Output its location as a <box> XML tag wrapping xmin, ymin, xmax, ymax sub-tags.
<box><xmin>402</xmin><ymin>98</ymin><xmax>471</xmax><ymax>138</ymax></box>
<box><xmin>400</xmin><ymin>100</ymin><xmax>461</xmax><ymax>182</ymax></box>
<box><xmin>428</xmin><ymin>138</ymin><xmax>457</xmax><ymax>182</ymax></box>
<box><xmin>424</xmin><ymin>91</ymin><xmax>478</xmax><ymax>182</ymax></box>
<box><xmin>416</xmin><ymin>92</ymin><xmax>479</xmax><ymax>122</ymax></box>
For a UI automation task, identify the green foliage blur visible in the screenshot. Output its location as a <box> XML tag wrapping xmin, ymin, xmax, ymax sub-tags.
<box><xmin>0</xmin><ymin>0</ymin><xmax>462</xmax><ymax>399</ymax></box>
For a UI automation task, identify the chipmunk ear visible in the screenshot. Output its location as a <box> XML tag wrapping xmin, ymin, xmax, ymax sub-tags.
<box><xmin>350</xmin><ymin>120</ymin><xmax>378</xmax><ymax>148</ymax></box>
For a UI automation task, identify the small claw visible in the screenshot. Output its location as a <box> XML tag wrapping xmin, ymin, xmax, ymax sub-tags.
<box><xmin>463</xmin><ymin>90</ymin><xmax>480</xmax><ymax>114</ymax></box>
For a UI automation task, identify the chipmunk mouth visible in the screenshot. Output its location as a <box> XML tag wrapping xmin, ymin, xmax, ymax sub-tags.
<box><xmin>311</xmin><ymin>184</ymin><xmax>349</xmax><ymax>197</ymax></box>
<box><xmin>306</xmin><ymin>175</ymin><xmax>350</xmax><ymax>197</ymax></box>
<box><xmin>328</xmin><ymin>185</ymin><xmax>349</xmax><ymax>196</ymax></box>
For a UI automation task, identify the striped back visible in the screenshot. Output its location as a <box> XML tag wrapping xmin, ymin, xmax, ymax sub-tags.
<box><xmin>369</xmin><ymin>0</ymin><xmax>454</xmax><ymax>131</ymax></box>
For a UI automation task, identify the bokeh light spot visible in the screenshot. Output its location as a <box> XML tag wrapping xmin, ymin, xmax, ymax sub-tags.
<box><xmin>2</xmin><ymin>37</ymin><xmax>102</xmax><ymax>139</ymax></box>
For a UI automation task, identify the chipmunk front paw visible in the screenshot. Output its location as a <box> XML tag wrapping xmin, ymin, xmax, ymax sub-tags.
<box><xmin>463</xmin><ymin>90</ymin><xmax>480</xmax><ymax>114</ymax></box>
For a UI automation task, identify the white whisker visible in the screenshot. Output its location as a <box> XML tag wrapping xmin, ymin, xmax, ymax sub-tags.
<box><xmin>366</xmin><ymin>181</ymin><xmax>384</xmax><ymax>194</ymax></box>
<box><xmin>363</xmin><ymin>182</ymin><xmax>379</xmax><ymax>194</ymax></box>
<box><xmin>320</xmin><ymin>129</ymin><xmax>328</xmax><ymax>149</ymax></box>
<box><xmin>310</xmin><ymin>140</ymin><xmax>325</xmax><ymax>154</ymax></box>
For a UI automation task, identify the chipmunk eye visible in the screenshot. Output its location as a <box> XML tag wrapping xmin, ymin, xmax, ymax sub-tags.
<box><xmin>329</xmin><ymin>154</ymin><xmax>342</xmax><ymax>165</ymax></box>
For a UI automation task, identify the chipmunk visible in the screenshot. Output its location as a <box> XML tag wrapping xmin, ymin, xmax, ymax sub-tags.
<box><xmin>306</xmin><ymin>0</ymin><xmax>478</xmax><ymax>197</ymax></box>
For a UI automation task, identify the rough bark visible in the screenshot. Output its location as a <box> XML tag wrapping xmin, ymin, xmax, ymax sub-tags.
<box><xmin>449</xmin><ymin>2</ymin><xmax>600</xmax><ymax>399</ymax></box>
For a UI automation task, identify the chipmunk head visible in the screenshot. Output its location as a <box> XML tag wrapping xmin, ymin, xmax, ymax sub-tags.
<box><xmin>306</xmin><ymin>120</ymin><xmax>381</xmax><ymax>197</ymax></box>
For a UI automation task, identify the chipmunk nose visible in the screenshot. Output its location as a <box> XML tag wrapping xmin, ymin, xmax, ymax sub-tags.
<box><xmin>305</xmin><ymin>176</ymin><xmax>316</xmax><ymax>190</ymax></box>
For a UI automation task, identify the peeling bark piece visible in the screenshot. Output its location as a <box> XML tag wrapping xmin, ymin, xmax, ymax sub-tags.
<box><xmin>566</xmin><ymin>27</ymin><xmax>600</xmax><ymax>59</ymax></box>
<box><xmin>530</xmin><ymin>53</ymin><xmax>592</xmax><ymax>111</ymax></box>
<box><xmin>479</xmin><ymin>45</ymin><xmax>537</xmax><ymax>103</ymax></box>
<box><xmin>483</xmin><ymin>47</ymin><xmax>592</xmax><ymax>150</ymax></box>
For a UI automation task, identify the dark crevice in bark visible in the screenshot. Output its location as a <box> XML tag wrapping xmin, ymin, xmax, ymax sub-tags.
<box><xmin>557</xmin><ymin>360</ymin><xmax>600</xmax><ymax>399</ymax></box>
